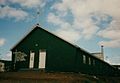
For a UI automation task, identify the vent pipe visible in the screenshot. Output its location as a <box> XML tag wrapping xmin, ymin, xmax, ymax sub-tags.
<box><xmin>101</xmin><ymin>45</ymin><xmax>104</xmax><ymax>60</ymax></box>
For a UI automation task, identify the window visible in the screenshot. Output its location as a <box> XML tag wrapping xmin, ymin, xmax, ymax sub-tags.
<box><xmin>83</xmin><ymin>55</ymin><xmax>86</xmax><ymax>64</ymax></box>
<box><xmin>29</xmin><ymin>51</ymin><xmax>35</xmax><ymax>68</ymax></box>
<box><xmin>93</xmin><ymin>60</ymin><xmax>95</xmax><ymax>66</ymax></box>
<box><xmin>89</xmin><ymin>57</ymin><xmax>91</xmax><ymax>65</ymax></box>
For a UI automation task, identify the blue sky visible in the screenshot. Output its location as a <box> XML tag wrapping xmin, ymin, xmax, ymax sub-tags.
<box><xmin>0</xmin><ymin>0</ymin><xmax>120</xmax><ymax>65</ymax></box>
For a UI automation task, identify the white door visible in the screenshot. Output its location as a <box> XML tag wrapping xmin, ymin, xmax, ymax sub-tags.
<box><xmin>29</xmin><ymin>52</ymin><xmax>35</xmax><ymax>68</ymax></box>
<box><xmin>39</xmin><ymin>50</ymin><xmax>46</xmax><ymax>69</ymax></box>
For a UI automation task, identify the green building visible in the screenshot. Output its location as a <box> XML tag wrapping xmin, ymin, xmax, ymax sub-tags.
<box><xmin>11</xmin><ymin>24</ymin><xmax>119</xmax><ymax>76</ymax></box>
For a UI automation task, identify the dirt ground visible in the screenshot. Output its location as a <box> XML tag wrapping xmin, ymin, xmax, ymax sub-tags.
<box><xmin>0</xmin><ymin>71</ymin><xmax>120</xmax><ymax>83</ymax></box>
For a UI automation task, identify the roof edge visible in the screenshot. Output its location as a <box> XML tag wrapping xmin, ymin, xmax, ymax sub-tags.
<box><xmin>10</xmin><ymin>24</ymin><xmax>40</xmax><ymax>51</ymax></box>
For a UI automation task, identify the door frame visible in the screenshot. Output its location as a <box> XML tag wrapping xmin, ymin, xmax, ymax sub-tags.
<box><xmin>38</xmin><ymin>49</ymin><xmax>46</xmax><ymax>69</ymax></box>
<box><xmin>29</xmin><ymin>51</ymin><xmax>35</xmax><ymax>69</ymax></box>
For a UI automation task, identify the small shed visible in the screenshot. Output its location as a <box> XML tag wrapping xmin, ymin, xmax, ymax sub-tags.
<box><xmin>0</xmin><ymin>62</ymin><xmax>5</xmax><ymax>72</ymax></box>
<box><xmin>92</xmin><ymin>52</ymin><xmax>104</xmax><ymax>60</ymax></box>
<box><xmin>0</xmin><ymin>60</ymin><xmax>12</xmax><ymax>72</ymax></box>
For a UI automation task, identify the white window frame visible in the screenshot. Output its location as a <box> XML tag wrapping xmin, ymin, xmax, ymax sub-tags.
<box><xmin>83</xmin><ymin>55</ymin><xmax>86</xmax><ymax>64</ymax></box>
<box><xmin>29</xmin><ymin>51</ymin><xmax>35</xmax><ymax>68</ymax></box>
<box><xmin>89</xmin><ymin>57</ymin><xmax>91</xmax><ymax>65</ymax></box>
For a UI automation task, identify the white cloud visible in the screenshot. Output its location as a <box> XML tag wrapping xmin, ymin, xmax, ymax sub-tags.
<box><xmin>48</xmin><ymin>1</ymin><xmax>101</xmax><ymax>41</ymax></box>
<box><xmin>48</xmin><ymin>13</ymin><xmax>81</xmax><ymax>42</ymax></box>
<box><xmin>47</xmin><ymin>13</ymin><xmax>63</xmax><ymax>26</ymax></box>
<box><xmin>52</xmin><ymin>0</ymin><xmax>120</xmax><ymax>18</ymax></box>
<box><xmin>0</xmin><ymin>0</ymin><xmax>47</xmax><ymax>21</ymax></box>
<box><xmin>0</xmin><ymin>38</ymin><xmax>5</xmax><ymax>47</ymax></box>
<box><xmin>47</xmin><ymin>13</ymin><xmax>99</xmax><ymax>42</ymax></box>
<box><xmin>2</xmin><ymin>51</ymin><xmax>12</xmax><ymax>60</ymax></box>
<box><xmin>98</xmin><ymin>18</ymin><xmax>120</xmax><ymax>48</ymax></box>
<box><xmin>98</xmin><ymin>30</ymin><xmax>120</xmax><ymax>40</ymax></box>
<box><xmin>55</xmin><ymin>27</ymin><xmax>81</xmax><ymax>42</ymax></box>
<box><xmin>0</xmin><ymin>6</ymin><xmax>29</xmax><ymax>21</ymax></box>
<box><xmin>10</xmin><ymin>0</ymin><xmax>46</xmax><ymax>8</ymax></box>
<box><xmin>105</xmin><ymin>55</ymin><xmax>120</xmax><ymax>65</ymax></box>
<box><xmin>99</xmin><ymin>40</ymin><xmax>120</xmax><ymax>48</ymax></box>
<box><xmin>48</xmin><ymin>0</ymin><xmax>120</xmax><ymax>48</ymax></box>
<box><xmin>73</xmin><ymin>17</ymin><xmax>99</xmax><ymax>39</ymax></box>
<box><xmin>98</xmin><ymin>19</ymin><xmax>120</xmax><ymax>40</ymax></box>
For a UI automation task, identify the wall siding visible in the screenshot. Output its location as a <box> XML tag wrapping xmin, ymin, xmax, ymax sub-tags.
<box><xmin>12</xmin><ymin>27</ymin><xmax>76</xmax><ymax>72</ymax></box>
<box><xmin>11</xmin><ymin>27</ymin><xmax>119</xmax><ymax>76</ymax></box>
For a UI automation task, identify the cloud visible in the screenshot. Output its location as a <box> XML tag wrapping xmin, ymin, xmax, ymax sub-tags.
<box><xmin>2</xmin><ymin>51</ymin><xmax>12</xmax><ymax>60</ymax></box>
<box><xmin>105</xmin><ymin>55</ymin><xmax>120</xmax><ymax>65</ymax></box>
<box><xmin>99</xmin><ymin>40</ymin><xmax>120</xmax><ymax>48</ymax></box>
<box><xmin>0</xmin><ymin>6</ymin><xmax>29</xmax><ymax>21</ymax></box>
<box><xmin>98</xmin><ymin>18</ymin><xmax>120</xmax><ymax>48</ymax></box>
<box><xmin>48</xmin><ymin>1</ymin><xmax>101</xmax><ymax>41</ymax></box>
<box><xmin>55</xmin><ymin>27</ymin><xmax>81</xmax><ymax>42</ymax></box>
<box><xmin>52</xmin><ymin>0</ymin><xmax>120</xmax><ymax>18</ymax></box>
<box><xmin>47</xmin><ymin>0</ymin><xmax>120</xmax><ymax>48</ymax></box>
<box><xmin>91</xmin><ymin>12</ymin><xmax>113</xmax><ymax>28</ymax></box>
<box><xmin>74</xmin><ymin>17</ymin><xmax>99</xmax><ymax>39</ymax></box>
<box><xmin>0</xmin><ymin>0</ymin><xmax>47</xmax><ymax>21</ymax></box>
<box><xmin>10</xmin><ymin>0</ymin><xmax>46</xmax><ymax>8</ymax></box>
<box><xmin>47</xmin><ymin>13</ymin><xmax>63</xmax><ymax>26</ymax></box>
<box><xmin>48</xmin><ymin>13</ymin><xmax>81</xmax><ymax>42</ymax></box>
<box><xmin>0</xmin><ymin>38</ymin><xmax>5</xmax><ymax>47</ymax></box>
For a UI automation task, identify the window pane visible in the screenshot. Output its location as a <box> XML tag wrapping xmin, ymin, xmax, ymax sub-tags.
<box><xmin>83</xmin><ymin>55</ymin><xmax>86</xmax><ymax>64</ymax></box>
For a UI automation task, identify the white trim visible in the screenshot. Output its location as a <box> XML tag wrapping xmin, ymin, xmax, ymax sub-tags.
<box><xmin>89</xmin><ymin>57</ymin><xmax>91</xmax><ymax>65</ymax></box>
<box><xmin>39</xmin><ymin>50</ymin><xmax>46</xmax><ymax>69</ymax></box>
<box><xmin>29</xmin><ymin>51</ymin><xmax>35</xmax><ymax>68</ymax></box>
<box><xmin>83</xmin><ymin>55</ymin><xmax>86</xmax><ymax>64</ymax></box>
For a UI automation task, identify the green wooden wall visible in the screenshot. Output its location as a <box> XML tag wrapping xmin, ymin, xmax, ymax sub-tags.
<box><xmin>12</xmin><ymin>27</ymin><xmax>76</xmax><ymax>72</ymax></box>
<box><xmin>11</xmin><ymin>26</ymin><xmax>119</xmax><ymax>76</ymax></box>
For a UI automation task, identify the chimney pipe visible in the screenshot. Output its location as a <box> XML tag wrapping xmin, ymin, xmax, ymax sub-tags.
<box><xmin>101</xmin><ymin>45</ymin><xmax>104</xmax><ymax>60</ymax></box>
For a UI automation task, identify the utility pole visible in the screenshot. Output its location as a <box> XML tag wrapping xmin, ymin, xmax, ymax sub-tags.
<box><xmin>37</xmin><ymin>11</ymin><xmax>40</xmax><ymax>25</ymax></box>
<box><xmin>36</xmin><ymin>5</ymin><xmax>43</xmax><ymax>25</ymax></box>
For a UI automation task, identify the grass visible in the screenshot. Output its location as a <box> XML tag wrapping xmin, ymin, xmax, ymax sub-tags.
<box><xmin>0</xmin><ymin>71</ymin><xmax>120</xmax><ymax>83</ymax></box>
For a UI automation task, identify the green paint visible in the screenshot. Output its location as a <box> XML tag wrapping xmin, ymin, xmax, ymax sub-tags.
<box><xmin>11</xmin><ymin>26</ymin><xmax>119</xmax><ymax>76</ymax></box>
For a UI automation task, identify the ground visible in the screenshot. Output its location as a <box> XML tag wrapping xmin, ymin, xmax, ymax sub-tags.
<box><xmin>0</xmin><ymin>71</ymin><xmax>120</xmax><ymax>83</ymax></box>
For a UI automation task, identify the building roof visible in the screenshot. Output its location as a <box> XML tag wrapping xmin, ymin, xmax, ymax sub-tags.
<box><xmin>10</xmin><ymin>24</ymin><xmax>78</xmax><ymax>50</ymax></box>
<box><xmin>0</xmin><ymin>60</ymin><xmax>11</xmax><ymax>63</ymax></box>
<box><xmin>92</xmin><ymin>52</ymin><xmax>104</xmax><ymax>60</ymax></box>
<box><xmin>10</xmin><ymin>24</ymin><xmax>114</xmax><ymax>68</ymax></box>
<box><xmin>10</xmin><ymin>24</ymin><xmax>93</xmax><ymax>57</ymax></box>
